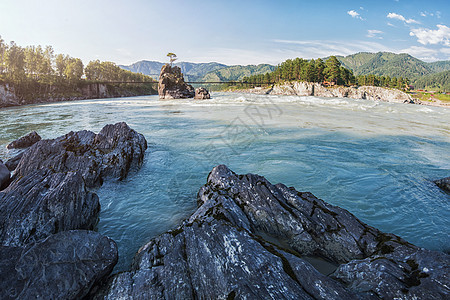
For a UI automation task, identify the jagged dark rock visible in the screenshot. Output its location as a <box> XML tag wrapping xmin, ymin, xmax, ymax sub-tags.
<box><xmin>94</xmin><ymin>165</ymin><xmax>449</xmax><ymax>299</ymax></box>
<box><xmin>6</xmin><ymin>131</ymin><xmax>41</xmax><ymax>149</ymax></box>
<box><xmin>14</xmin><ymin>122</ymin><xmax>147</xmax><ymax>188</ymax></box>
<box><xmin>0</xmin><ymin>160</ymin><xmax>10</xmax><ymax>190</ymax></box>
<box><xmin>194</xmin><ymin>87</ymin><xmax>211</xmax><ymax>99</ymax></box>
<box><xmin>158</xmin><ymin>64</ymin><xmax>195</xmax><ymax>99</ymax></box>
<box><xmin>0</xmin><ymin>170</ymin><xmax>99</xmax><ymax>247</ymax></box>
<box><xmin>0</xmin><ymin>230</ymin><xmax>118</xmax><ymax>300</ymax></box>
<box><xmin>434</xmin><ymin>176</ymin><xmax>450</xmax><ymax>192</ymax></box>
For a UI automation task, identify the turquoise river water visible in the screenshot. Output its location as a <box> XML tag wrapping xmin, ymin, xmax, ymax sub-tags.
<box><xmin>0</xmin><ymin>93</ymin><xmax>449</xmax><ymax>272</ymax></box>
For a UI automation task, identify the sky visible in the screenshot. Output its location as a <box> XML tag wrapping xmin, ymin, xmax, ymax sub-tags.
<box><xmin>0</xmin><ymin>0</ymin><xmax>449</xmax><ymax>66</ymax></box>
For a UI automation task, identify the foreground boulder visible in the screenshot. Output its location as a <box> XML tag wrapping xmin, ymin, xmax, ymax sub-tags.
<box><xmin>0</xmin><ymin>170</ymin><xmax>99</xmax><ymax>246</ymax></box>
<box><xmin>14</xmin><ymin>122</ymin><xmax>147</xmax><ymax>188</ymax></box>
<box><xmin>6</xmin><ymin>131</ymin><xmax>41</xmax><ymax>149</ymax></box>
<box><xmin>434</xmin><ymin>176</ymin><xmax>450</xmax><ymax>192</ymax></box>
<box><xmin>158</xmin><ymin>64</ymin><xmax>195</xmax><ymax>99</ymax></box>
<box><xmin>194</xmin><ymin>87</ymin><xmax>211</xmax><ymax>99</ymax></box>
<box><xmin>94</xmin><ymin>165</ymin><xmax>449</xmax><ymax>299</ymax></box>
<box><xmin>0</xmin><ymin>230</ymin><xmax>117</xmax><ymax>300</ymax></box>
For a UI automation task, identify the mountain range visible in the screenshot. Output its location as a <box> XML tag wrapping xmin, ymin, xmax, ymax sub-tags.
<box><xmin>120</xmin><ymin>52</ymin><xmax>450</xmax><ymax>90</ymax></box>
<box><xmin>119</xmin><ymin>61</ymin><xmax>274</xmax><ymax>82</ymax></box>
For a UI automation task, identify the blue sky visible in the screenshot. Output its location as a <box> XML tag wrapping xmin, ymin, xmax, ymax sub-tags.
<box><xmin>0</xmin><ymin>0</ymin><xmax>449</xmax><ymax>65</ymax></box>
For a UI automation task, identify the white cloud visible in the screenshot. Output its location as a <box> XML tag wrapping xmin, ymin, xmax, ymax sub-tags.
<box><xmin>387</xmin><ymin>22</ymin><xmax>395</xmax><ymax>27</ymax></box>
<box><xmin>399</xmin><ymin>46</ymin><xmax>440</xmax><ymax>61</ymax></box>
<box><xmin>272</xmin><ymin>39</ymin><xmax>390</xmax><ymax>58</ymax></box>
<box><xmin>367</xmin><ymin>30</ymin><xmax>383</xmax><ymax>39</ymax></box>
<box><xmin>387</xmin><ymin>12</ymin><xmax>420</xmax><ymax>24</ymax></box>
<box><xmin>400</xmin><ymin>46</ymin><xmax>437</xmax><ymax>56</ymax></box>
<box><xmin>440</xmin><ymin>48</ymin><xmax>450</xmax><ymax>55</ymax></box>
<box><xmin>347</xmin><ymin>10</ymin><xmax>363</xmax><ymax>20</ymax></box>
<box><xmin>410</xmin><ymin>25</ymin><xmax>450</xmax><ymax>46</ymax></box>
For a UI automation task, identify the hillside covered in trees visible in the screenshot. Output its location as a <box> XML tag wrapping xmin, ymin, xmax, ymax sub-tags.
<box><xmin>413</xmin><ymin>70</ymin><xmax>450</xmax><ymax>91</ymax></box>
<box><xmin>0</xmin><ymin>36</ymin><xmax>155</xmax><ymax>103</ymax></box>
<box><xmin>335</xmin><ymin>52</ymin><xmax>450</xmax><ymax>78</ymax></box>
<box><xmin>241</xmin><ymin>56</ymin><xmax>409</xmax><ymax>90</ymax></box>
<box><xmin>335</xmin><ymin>52</ymin><xmax>450</xmax><ymax>91</ymax></box>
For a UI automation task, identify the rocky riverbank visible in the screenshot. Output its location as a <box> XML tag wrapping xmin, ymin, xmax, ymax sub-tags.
<box><xmin>0</xmin><ymin>82</ymin><xmax>157</xmax><ymax>109</ymax></box>
<box><xmin>231</xmin><ymin>81</ymin><xmax>450</xmax><ymax>107</ymax></box>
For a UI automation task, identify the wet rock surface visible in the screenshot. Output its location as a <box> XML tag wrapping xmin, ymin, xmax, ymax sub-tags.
<box><xmin>6</xmin><ymin>131</ymin><xmax>41</xmax><ymax>149</ymax></box>
<box><xmin>14</xmin><ymin>122</ymin><xmax>147</xmax><ymax>188</ymax></box>
<box><xmin>94</xmin><ymin>165</ymin><xmax>449</xmax><ymax>299</ymax></box>
<box><xmin>0</xmin><ymin>170</ymin><xmax>99</xmax><ymax>246</ymax></box>
<box><xmin>0</xmin><ymin>230</ymin><xmax>118</xmax><ymax>300</ymax></box>
<box><xmin>434</xmin><ymin>176</ymin><xmax>450</xmax><ymax>192</ymax></box>
<box><xmin>158</xmin><ymin>64</ymin><xmax>195</xmax><ymax>99</ymax></box>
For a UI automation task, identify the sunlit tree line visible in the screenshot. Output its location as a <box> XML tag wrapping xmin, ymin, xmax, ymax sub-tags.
<box><xmin>0</xmin><ymin>37</ymin><xmax>154</xmax><ymax>86</ymax></box>
<box><xmin>243</xmin><ymin>56</ymin><xmax>355</xmax><ymax>85</ymax></box>
<box><xmin>243</xmin><ymin>56</ymin><xmax>410</xmax><ymax>89</ymax></box>
<box><xmin>355</xmin><ymin>74</ymin><xmax>409</xmax><ymax>89</ymax></box>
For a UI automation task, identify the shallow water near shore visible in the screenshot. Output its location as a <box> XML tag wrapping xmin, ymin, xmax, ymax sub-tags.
<box><xmin>1</xmin><ymin>92</ymin><xmax>449</xmax><ymax>272</ymax></box>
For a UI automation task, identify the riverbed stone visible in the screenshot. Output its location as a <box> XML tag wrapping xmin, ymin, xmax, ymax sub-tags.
<box><xmin>93</xmin><ymin>165</ymin><xmax>450</xmax><ymax>299</ymax></box>
<box><xmin>434</xmin><ymin>176</ymin><xmax>450</xmax><ymax>192</ymax></box>
<box><xmin>6</xmin><ymin>131</ymin><xmax>41</xmax><ymax>149</ymax></box>
<box><xmin>0</xmin><ymin>169</ymin><xmax>100</xmax><ymax>247</ymax></box>
<box><xmin>0</xmin><ymin>230</ymin><xmax>118</xmax><ymax>300</ymax></box>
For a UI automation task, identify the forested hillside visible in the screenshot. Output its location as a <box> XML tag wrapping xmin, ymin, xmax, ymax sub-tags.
<box><xmin>202</xmin><ymin>64</ymin><xmax>275</xmax><ymax>82</ymax></box>
<box><xmin>335</xmin><ymin>52</ymin><xmax>450</xmax><ymax>79</ymax></box>
<box><xmin>413</xmin><ymin>70</ymin><xmax>450</xmax><ymax>91</ymax></box>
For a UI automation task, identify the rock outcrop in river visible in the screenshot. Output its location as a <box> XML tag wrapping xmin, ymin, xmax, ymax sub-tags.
<box><xmin>194</xmin><ymin>87</ymin><xmax>211</xmax><ymax>99</ymax></box>
<box><xmin>6</xmin><ymin>131</ymin><xmax>41</xmax><ymax>149</ymax></box>
<box><xmin>269</xmin><ymin>81</ymin><xmax>416</xmax><ymax>103</ymax></box>
<box><xmin>0</xmin><ymin>122</ymin><xmax>147</xmax><ymax>299</ymax></box>
<box><xmin>94</xmin><ymin>165</ymin><xmax>449</xmax><ymax>299</ymax></box>
<box><xmin>158</xmin><ymin>64</ymin><xmax>195</xmax><ymax>99</ymax></box>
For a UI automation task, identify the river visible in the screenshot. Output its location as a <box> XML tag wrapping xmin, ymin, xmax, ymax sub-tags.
<box><xmin>0</xmin><ymin>92</ymin><xmax>449</xmax><ymax>272</ymax></box>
